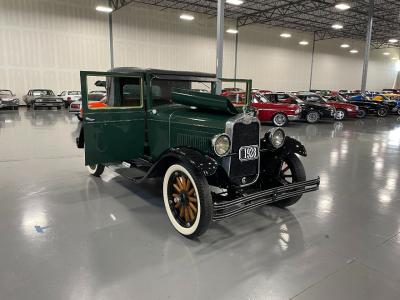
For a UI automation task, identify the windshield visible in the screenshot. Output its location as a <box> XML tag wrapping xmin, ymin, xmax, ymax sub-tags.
<box><xmin>88</xmin><ymin>93</ymin><xmax>106</xmax><ymax>101</ymax></box>
<box><xmin>68</xmin><ymin>91</ymin><xmax>81</xmax><ymax>95</ymax></box>
<box><xmin>32</xmin><ymin>90</ymin><xmax>54</xmax><ymax>96</ymax></box>
<box><xmin>299</xmin><ymin>94</ymin><xmax>326</xmax><ymax>104</ymax></box>
<box><xmin>151</xmin><ymin>79</ymin><xmax>214</xmax><ymax>107</ymax></box>
<box><xmin>0</xmin><ymin>90</ymin><xmax>12</xmax><ymax>95</ymax></box>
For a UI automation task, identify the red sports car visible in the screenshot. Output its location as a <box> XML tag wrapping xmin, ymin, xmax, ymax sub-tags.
<box><xmin>223</xmin><ymin>92</ymin><xmax>301</xmax><ymax>127</ymax></box>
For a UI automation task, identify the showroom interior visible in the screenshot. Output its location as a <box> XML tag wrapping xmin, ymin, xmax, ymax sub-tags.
<box><xmin>1</xmin><ymin>0</ymin><xmax>400</xmax><ymax>299</ymax></box>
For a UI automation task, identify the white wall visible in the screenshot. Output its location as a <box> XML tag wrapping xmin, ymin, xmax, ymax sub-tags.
<box><xmin>0</xmin><ymin>0</ymin><xmax>109</xmax><ymax>98</ymax></box>
<box><xmin>0</xmin><ymin>0</ymin><xmax>398</xmax><ymax>98</ymax></box>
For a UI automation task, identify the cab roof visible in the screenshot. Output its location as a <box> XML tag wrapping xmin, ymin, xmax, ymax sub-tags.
<box><xmin>109</xmin><ymin>67</ymin><xmax>216</xmax><ymax>80</ymax></box>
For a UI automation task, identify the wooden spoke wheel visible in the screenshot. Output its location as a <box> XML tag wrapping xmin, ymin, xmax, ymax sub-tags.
<box><xmin>163</xmin><ymin>163</ymin><xmax>212</xmax><ymax>238</ymax></box>
<box><xmin>169</xmin><ymin>171</ymin><xmax>199</xmax><ymax>227</ymax></box>
<box><xmin>274</xmin><ymin>154</ymin><xmax>306</xmax><ymax>208</ymax></box>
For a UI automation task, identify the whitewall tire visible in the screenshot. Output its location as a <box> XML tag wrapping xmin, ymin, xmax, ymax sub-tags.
<box><xmin>87</xmin><ymin>164</ymin><xmax>105</xmax><ymax>177</ymax></box>
<box><xmin>163</xmin><ymin>163</ymin><xmax>212</xmax><ymax>238</ymax></box>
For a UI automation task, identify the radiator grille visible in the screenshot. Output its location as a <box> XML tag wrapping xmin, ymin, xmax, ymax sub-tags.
<box><xmin>229</xmin><ymin>121</ymin><xmax>260</xmax><ymax>185</ymax></box>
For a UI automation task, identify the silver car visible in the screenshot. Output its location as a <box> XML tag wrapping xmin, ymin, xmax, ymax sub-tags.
<box><xmin>23</xmin><ymin>89</ymin><xmax>63</xmax><ymax>110</ymax></box>
<box><xmin>0</xmin><ymin>89</ymin><xmax>19</xmax><ymax>110</ymax></box>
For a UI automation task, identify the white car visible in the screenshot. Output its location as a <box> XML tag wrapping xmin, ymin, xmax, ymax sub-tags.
<box><xmin>69</xmin><ymin>92</ymin><xmax>106</xmax><ymax>112</ymax></box>
<box><xmin>59</xmin><ymin>91</ymin><xmax>81</xmax><ymax>108</ymax></box>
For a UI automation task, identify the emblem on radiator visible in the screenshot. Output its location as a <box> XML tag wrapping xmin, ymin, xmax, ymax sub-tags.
<box><xmin>238</xmin><ymin>145</ymin><xmax>259</xmax><ymax>161</ymax></box>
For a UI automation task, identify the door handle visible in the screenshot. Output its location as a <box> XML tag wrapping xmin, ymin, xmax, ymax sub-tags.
<box><xmin>85</xmin><ymin>117</ymin><xmax>95</xmax><ymax>122</ymax></box>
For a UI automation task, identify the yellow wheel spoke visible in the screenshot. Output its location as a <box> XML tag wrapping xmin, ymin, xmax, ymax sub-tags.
<box><xmin>186</xmin><ymin>179</ymin><xmax>191</xmax><ymax>191</ymax></box>
<box><xmin>184</xmin><ymin>207</ymin><xmax>189</xmax><ymax>223</ymax></box>
<box><xmin>188</xmin><ymin>188</ymin><xmax>195</xmax><ymax>196</ymax></box>
<box><xmin>173</xmin><ymin>184</ymin><xmax>181</xmax><ymax>192</ymax></box>
<box><xmin>188</xmin><ymin>206</ymin><xmax>195</xmax><ymax>221</ymax></box>
<box><xmin>180</xmin><ymin>206</ymin><xmax>185</xmax><ymax>218</ymax></box>
<box><xmin>189</xmin><ymin>196</ymin><xmax>197</xmax><ymax>203</ymax></box>
<box><xmin>189</xmin><ymin>201</ymin><xmax>197</xmax><ymax>213</ymax></box>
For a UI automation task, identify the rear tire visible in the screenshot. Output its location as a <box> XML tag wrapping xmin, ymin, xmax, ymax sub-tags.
<box><xmin>306</xmin><ymin>111</ymin><xmax>320</xmax><ymax>123</ymax></box>
<box><xmin>87</xmin><ymin>164</ymin><xmax>105</xmax><ymax>177</ymax></box>
<box><xmin>377</xmin><ymin>107</ymin><xmax>388</xmax><ymax>117</ymax></box>
<box><xmin>274</xmin><ymin>154</ymin><xmax>306</xmax><ymax>208</ymax></box>
<box><xmin>163</xmin><ymin>163</ymin><xmax>212</xmax><ymax>238</ymax></box>
<box><xmin>272</xmin><ymin>113</ymin><xmax>288</xmax><ymax>127</ymax></box>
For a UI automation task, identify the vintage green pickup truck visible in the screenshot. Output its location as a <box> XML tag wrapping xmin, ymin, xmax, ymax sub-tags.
<box><xmin>77</xmin><ymin>67</ymin><xmax>319</xmax><ymax>238</ymax></box>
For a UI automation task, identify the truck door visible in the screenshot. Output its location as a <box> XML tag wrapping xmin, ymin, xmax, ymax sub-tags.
<box><xmin>81</xmin><ymin>71</ymin><xmax>146</xmax><ymax>166</ymax></box>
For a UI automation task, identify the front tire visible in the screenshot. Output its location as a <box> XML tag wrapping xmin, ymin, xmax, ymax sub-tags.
<box><xmin>306</xmin><ymin>111</ymin><xmax>320</xmax><ymax>123</ymax></box>
<box><xmin>275</xmin><ymin>154</ymin><xmax>306</xmax><ymax>208</ymax></box>
<box><xmin>334</xmin><ymin>109</ymin><xmax>346</xmax><ymax>120</ymax></box>
<box><xmin>87</xmin><ymin>164</ymin><xmax>105</xmax><ymax>177</ymax></box>
<box><xmin>357</xmin><ymin>108</ymin><xmax>367</xmax><ymax>118</ymax></box>
<box><xmin>163</xmin><ymin>163</ymin><xmax>212</xmax><ymax>238</ymax></box>
<box><xmin>272</xmin><ymin>113</ymin><xmax>288</xmax><ymax>127</ymax></box>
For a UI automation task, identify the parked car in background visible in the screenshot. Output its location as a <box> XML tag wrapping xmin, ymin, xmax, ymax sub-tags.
<box><xmin>0</xmin><ymin>89</ymin><xmax>19</xmax><ymax>110</ymax></box>
<box><xmin>297</xmin><ymin>92</ymin><xmax>358</xmax><ymax>120</ymax></box>
<box><xmin>223</xmin><ymin>91</ymin><xmax>301</xmax><ymax>126</ymax></box>
<box><xmin>340</xmin><ymin>93</ymin><xmax>389</xmax><ymax>117</ymax></box>
<box><xmin>380</xmin><ymin>92</ymin><xmax>400</xmax><ymax>101</ymax></box>
<box><xmin>221</xmin><ymin>87</ymin><xmax>243</xmax><ymax>94</ymax></box>
<box><xmin>372</xmin><ymin>94</ymin><xmax>400</xmax><ymax>114</ymax></box>
<box><xmin>382</xmin><ymin>89</ymin><xmax>400</xmax><ymax>94</ymax></box>
<box><xmin>295</xmin><ymin>92</ymin><xmax>336</xmax><ymax>122</ymax></box>
<box><xmin>310</xmin><ymin>89</ymin><xmax>331</xmax><ymax>97</ymax></box>
<box><xmin>23</xmin><ymin>89</ymin><xmax>63</xmax><ymax>110</ymax></box>
<box><xmin>59</xmin><ymin>90</ymin><xmax>81</xmax><ymax>108</ymax></box>
<box><xmin>69</xmin><ymin>92</ymin><xmax>106</xmax><ymax>113</ymax></box>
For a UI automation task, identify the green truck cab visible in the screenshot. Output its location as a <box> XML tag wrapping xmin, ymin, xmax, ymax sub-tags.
<box><xmin>77</xmin><ymin>67</ymin><xmax>319</xmax><ymax>238</ymax></box>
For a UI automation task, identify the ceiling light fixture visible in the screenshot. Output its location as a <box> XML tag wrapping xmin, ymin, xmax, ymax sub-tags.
<box><xmin>383</xmin><ymin>52</ymin><xmax>390</xmax><ymax>56</ymax></box>
<box><xmin>299</xmin><ymin>41</ymin><xmax>309</xmax><ymax>45</ymax></box>
<box><xmin>392</xmin><ymin>57</ymin><xmax>398</xmax><ymax>60</ymax></box>
<box><xmin>388</xmin><ymin>39</ymin><xmax>398</xmax><ymax>43</ymax></box>
<box><xmin>180</xmin><ymin>14</ymin><xmax>194</xmax><ymax>21</ymax></box>
<box><xmin>349</xmin><ymin>49</ymin><xmax>358</xmax><ymax>54</ymax></box>
<box><xmin>332</xmin><ymin>23</ymin><xmax>344</xmax><ymax>29</ymax></box>
<box><xmin>335</xmin><ymin>3</ymin><xmax>351</xmax><ymax>10</ymax></box>
<box><xmin>280</xmin><ymin>33</ymin><xmax>291</xmax><ymax>38</ymax></box>
<box><xmin>226</xmin><ymin>0</ymin><xmax>244</xmax><ymax>5</ymax></box>
<box><xmin>340</xmin><ymin>43</ymin><xmax>350</xmax><ymax>48</ymax></box>
<box><xmin>95</xmin><ymin>6</ymin><xmax>113</xmax><ymax>13</ymax></box>
<box><xmin>226</xmin><ymin>29</ymin><xmax>238</xmax><ymax>34</ymax></box>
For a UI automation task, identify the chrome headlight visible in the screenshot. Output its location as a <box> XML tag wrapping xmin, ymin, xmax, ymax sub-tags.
<box><xmin>212</xmin><ymin>134</ymin><xmax>231</xmax><ymax>157</ymax></box>
<box><xmin>267</xmin><ymin>128</ymin><xmax>286</xmax><ymax>149</ymax></box>
<box><xmin>56</xmin><ymin>99</ymin><xmax>62</xmax><ymax>102</ymax></box>
<box><xmin>36</xmin><ymin>99</ymin><xmax>42</xmax><ymax>102</ymax></box>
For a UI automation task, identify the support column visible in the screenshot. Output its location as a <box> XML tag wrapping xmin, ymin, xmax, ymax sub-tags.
<box><xmin>216</xmin><ymin>0</ymin><xmax>224</xmax><ymax>94</ymax></box>
<box><xmin>234</xmin><ymin>19</ymin><xmax>239</xmax><ymax>88</ymax></box>
<box><xmin>109</xmin><ymin>0</ymin><xmax>115</xmax><ymax>68</ymax></box>
<box><xmin>309</xmin><ymin>32</ymin><xmax>316</xmax><ymax>90</ymax></box>
<box><xmin>361</xmin><ymin>0</ymin><xmax>374</xmax><ymax>93</ymax></box>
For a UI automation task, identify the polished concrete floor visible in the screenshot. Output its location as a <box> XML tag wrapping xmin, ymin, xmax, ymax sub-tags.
<box><xmin>1</xmin><ymin>108</ymin><xmax>400</xmax><ymax>300</ymax></box>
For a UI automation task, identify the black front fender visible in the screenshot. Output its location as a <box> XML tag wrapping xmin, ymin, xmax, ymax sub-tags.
<box><xmin>146</xmin><ymin>147</ymin><xmax>218</xmax><ymax>179</ymax></box>
<box><xmin>278</xmin><ymin>137</ymin><xmax>307</xmax><ymax>157</ymax></box>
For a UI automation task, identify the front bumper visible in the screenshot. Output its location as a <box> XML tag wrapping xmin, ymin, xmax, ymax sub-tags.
<box><xmin>34</xmin><ymin>102</ymin><xmax>63</xmax><ymax>107</ymax></box>
<box><xmin>288</xmin><ymin>115</ymin><xmax>300</xmax><ymax>121</ymax></box>
<box><xmin>0</xmin><ymin>100</ymin><xmax>19</xmax><ymax>108</ymax></box>
<box><xmin>213</xmin><ymin>177</ymin><xmax>320</xmax><ymax>220</ymax></box>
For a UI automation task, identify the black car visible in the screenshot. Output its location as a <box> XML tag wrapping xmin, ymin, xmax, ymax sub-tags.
<box><xmin>332</xmin><ymin>94</ymin><xmax>388</xmax><ymax>118</ymax></box>
<box><xmin>277</xmin><ymin>93</ymin><xmax>334</xmax><ymax>123</ymax></box>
